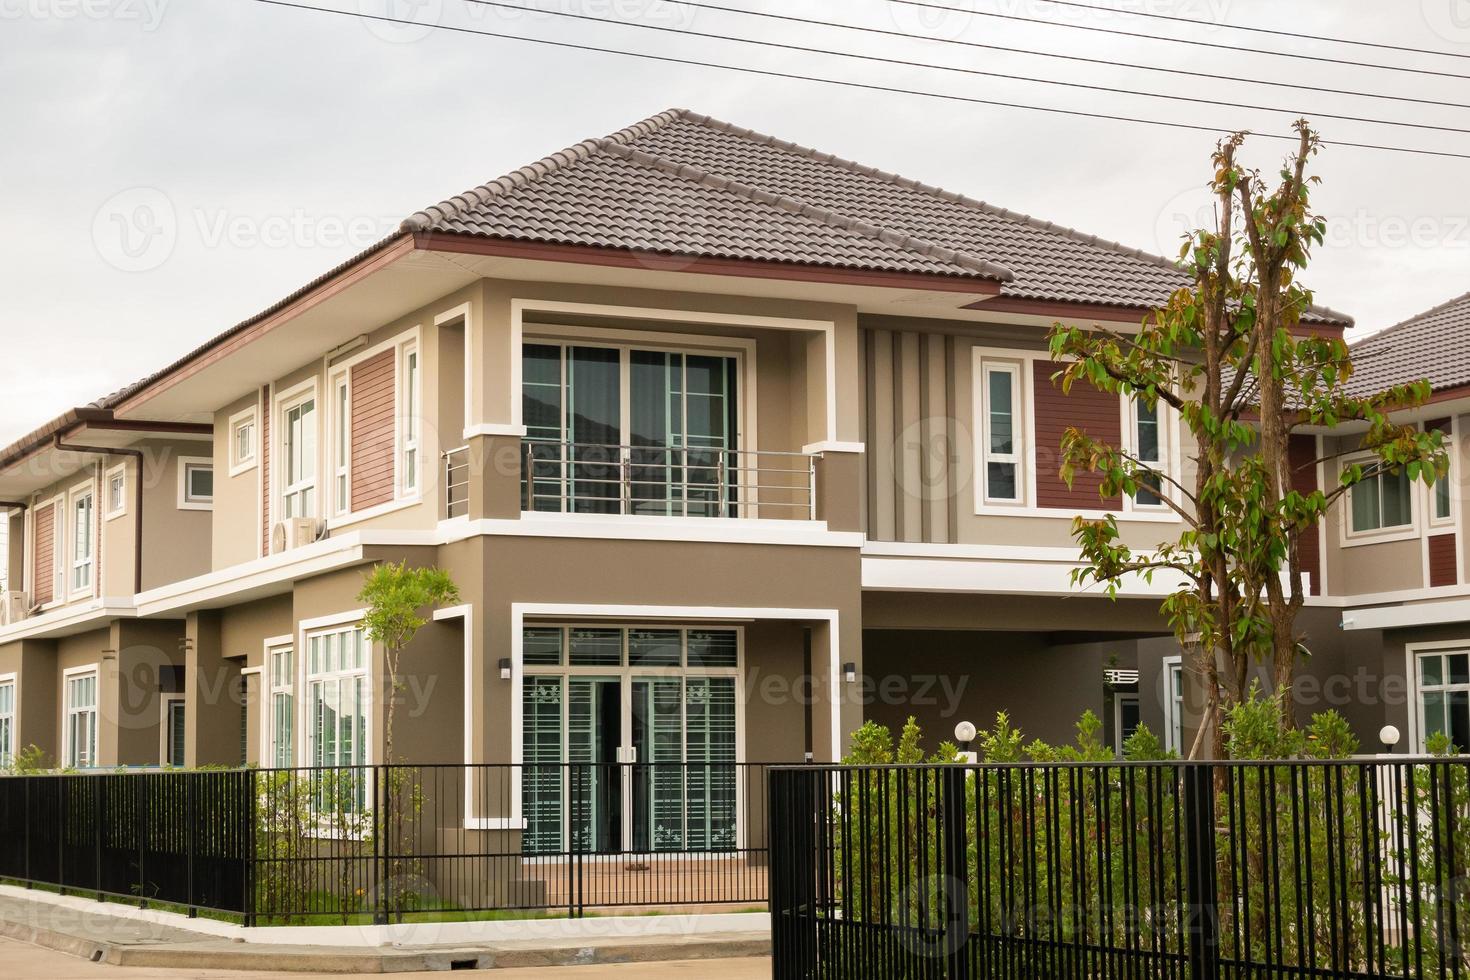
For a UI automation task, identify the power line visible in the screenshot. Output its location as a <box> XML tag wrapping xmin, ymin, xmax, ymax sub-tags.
<box><xmin>1029</xmin><ymin>0</ymin><xmax>1470</xmax><ymax>61</ymax></box>
<box><xmin>889</xmin><ymin>0</ymin><xmax>1470</xmax><ymax>82</ymax></box>
<box><xmin>252</xmin><ymin>0</ymin><xmax>1470</xmax><ymax>161</ymax></box>
<box><xmin>596</xmin><ymin>0</ymin><xmax>1470</xmax><ymax>114</ymax></box>
<box><xmin>457</xmin><ymin>0</ymin><xmax>1470</xmax><ymax>137</ymax></box>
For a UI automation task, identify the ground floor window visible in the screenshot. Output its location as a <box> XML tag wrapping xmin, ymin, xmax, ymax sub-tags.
<box><xmin>307</xmin><ymin>626</ymin><xmax>368</xmax><ymax>769</ymax></box>
<box><xmin>64</xmin><ymin>670</ymin><xmax>98</xmax><ymax>769</ymax></box>
<box><xmin>269</xmin><ymin>643</ymin><xmax>294</xmax><ymax>768</ymax></box>
<box><xmin>1417</xmin><ymin>648</ymin><xmax>1470</xmax><ymax>751</ymax></box>
<box><xmin>522</xmin><ymin>625</ymin><xmax>740</xmax><ymax>855</ymax></box>
<box><xmin>0</xmin><ymin>676</ymin><xmax>14</xmax><ymax>767</ymax></box>
<box><xmin>1163</xmin><ymin>656</ymin><xmax>1184</xmax><ymax>755</ymax></box>
<box><xmin>163</xmin><ymin>695</ymin><xmax>186</xmax><ymax>767</ymax></box>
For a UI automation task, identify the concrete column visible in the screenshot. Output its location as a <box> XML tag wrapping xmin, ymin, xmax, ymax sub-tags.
<box><xmin>468</xmin><ymin>433</ymin><xmax>524</xmax><ymax>520</ymax></box>
<box><xmin>12</xmin><ymin>640</ymin><xmax>57</xmax><ymax>762</ymax></box>
<box><xmin>813</xmin><ymin>450</ymin><xmax>864</xmax><ymax>533</ymax></box>
<box><xmin>808</xmin><ymin>616</ymin><xmax>863</xmax><ymax>762</ymax></box>
<box><xmin>184</xmin><ymin>609</ymin><xmax>241</xmax><ymax>768</ymax></box>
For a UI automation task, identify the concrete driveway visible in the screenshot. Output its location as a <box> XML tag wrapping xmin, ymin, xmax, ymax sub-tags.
<box><xmin>0</xmin><ymin>937</ymin><xmax>771</xmax><ymax>979</ymax></box>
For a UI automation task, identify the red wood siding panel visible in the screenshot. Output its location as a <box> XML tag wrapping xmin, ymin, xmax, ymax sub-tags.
<box><xmin>1288</xmin><ymin>434</ymin><xmax>1321</xmax><ymax>596</ymax></box>
<box><xmin>1032</xmin><ymin>362</ymin><xmax>1121</xmax><ymax>511</ymax></box>
<box><xmin>260</xmin><ymin>388</ymin><xmax>271</xmax><ymax>556</ymax></box>
<box><xmin>350</xmin><ymin>349</ymin><xmax>397</xmax><ymax>512</ymax></box>
<box><xmin>32</xmin><ymin>505</ymin><xmax>53</xmax><ymax>606</ymax></box>
<box><xmin>1430</xmin><ymin>533</ymin><xmax>1458</xmax><ymax>588</ymax></box>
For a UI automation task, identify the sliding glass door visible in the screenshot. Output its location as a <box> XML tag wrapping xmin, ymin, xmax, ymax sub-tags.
<box><xmin>521</xmin><ymin>626</ymin><xmax>741</xmax><ymax>856</ymax></box>
<box><xmin>523</xmin><ymin>342</ymin><xmax>740</xmax><ymax>515</ymax></box>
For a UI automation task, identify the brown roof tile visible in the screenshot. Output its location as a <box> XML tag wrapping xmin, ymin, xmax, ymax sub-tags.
<box><xmin>1349</xmin><ymin>290</ymin><xmax>1470</xmax><ymax>397</ymax></box>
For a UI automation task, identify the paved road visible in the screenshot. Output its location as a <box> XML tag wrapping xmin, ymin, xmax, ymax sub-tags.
<box><xmin>0</xmin><ymin>937</ymin><xmax>771</xmax><ymax>979</ymax></box>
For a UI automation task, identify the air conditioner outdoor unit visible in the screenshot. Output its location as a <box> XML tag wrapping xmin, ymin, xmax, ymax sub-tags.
<box><xmin>0</xmin><ymin>591</ymin><xmax>29</xmax><ymax>626</ymax></box>
<box><xmin>272</xmin><ymin>518</ymin><xmax>323</xmax><ymax>554</ymax></box>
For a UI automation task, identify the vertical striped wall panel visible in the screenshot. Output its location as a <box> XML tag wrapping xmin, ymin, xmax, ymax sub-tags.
<box><xmin>350</xmin><ymin>349</ymin><xmax>397</xmax><ymax>512</ymax></box>
<box><xmin>1430</xmin><ymin>533</ymin><xmax>1458</xmax><ymax>588</ymax></box>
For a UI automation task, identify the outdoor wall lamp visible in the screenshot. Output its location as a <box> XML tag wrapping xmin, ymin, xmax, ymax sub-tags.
<box><xmin>499</xmin><ymin>658</ymin><xmax>512</xmax><ymax>680</ymax></box>
<box><xmin>842</xmin><ymin>662</ymin><xmax>857</xmax><ymax>684</ymax></box>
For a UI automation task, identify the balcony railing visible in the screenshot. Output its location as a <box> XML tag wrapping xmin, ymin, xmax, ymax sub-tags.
<box><xmin>443</xmin><ymin>445</ymin><xmax>470</xmax><ymax>519</ymax></box>
<box><xmin>521</xmin><ymin>441</ymin><xmax>816</xmax><ymax>520</ymax></box>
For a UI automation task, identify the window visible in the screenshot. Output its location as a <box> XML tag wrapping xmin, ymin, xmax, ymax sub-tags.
<box><xmin>70</xmin><ymin>487</ymin><xmax>94</xmax><ymax>595</ymax></box>
<box><xmin>1348</xmin><ymin>461</ymin><xmax>1413</xmax><ymax>534</ymax></box>
<box><xmin>281</xmin><ymin>396</ymin><xmax>317</xmax><ymax>519</ymax></box>
<box><xmin>104</xmin><ymin>465</ymin><xmax>127</xmax><ymax>521</ymax></box>
<box><xmin>1432</xmin><ymin>423</ymin><xmax>1454</xmax><ymax>525</ymax></box>
<box><xmin>0</xmin><ymin>675</ymin><xmax>14</xmax><ymax>768</ymax></box>
<box><xmin>401</xmin><ymin>345</ymin><xmax>420</xmax><ymax>494</ymax></box>
<box><xmin>162</xmin><ymin>696</ymin><xmax>186</xmax><ymax>767</ymax></box>
<box><xmin>179</xmin><ymin>459</ymin><xmax>214</xmax><ymax>510</ymax></box>
<box><xmin>269</xmin><ymin>644</ymin><xmax>294</xmax><ymax>768</ymax></box>
<box><xmin>333</xmin><ymin>378</ymin><xmax>349</xmax><ymax>516</ymax></box>
<box><xmin>1418</xmin><ymin>649</ymin><xmax>1470</xmax><ymax>751</ymax></box>
<box><xmin>229</xmin><ymin>410</ymin><xmax>257</xmax><ymax>475</ymax></box>
<box><xmin>64</xmin><ymin>669</ymin><xmax>98</xmax><ymax>769</ymax></box>
<box><xmin>1132</xmin><ymin>399</ymin><xmax>1165</xmax><ymax>507</ymax></box>
<box><xmin>1113</xmin><ymin>693</ymin><xmax>1141</xmax><ymax>757</ymax></box>
<box><xmin>1162</xmin><ymin>657</ymin><xmax>1184</xmax><ymax>755</ymax></box>
<box><xmin>980</xmin><ymin>361</ymin><xmax>1023</xmax><ymax>504</ymax></box>
<box><xmin>307</xmin><ymin>626</ymin><xmax>368</xmax><ymax>769</ymax></box>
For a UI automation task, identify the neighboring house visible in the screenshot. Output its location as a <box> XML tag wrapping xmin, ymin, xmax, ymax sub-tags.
<box><xmin>0</xmin><ymin>109</ymin><xmax>1442</xmax><ymax>802</ymax></box>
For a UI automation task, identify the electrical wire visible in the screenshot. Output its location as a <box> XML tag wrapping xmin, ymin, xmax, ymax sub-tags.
<box><xmin>252</xmin><ymin>0</ymin><xmax>1470</xmax><ymax>161</ymax></box>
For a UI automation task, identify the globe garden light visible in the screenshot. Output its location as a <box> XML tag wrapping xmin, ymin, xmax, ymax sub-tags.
<box><xmin>954</xmin><ymin>720</ymin><xmax>977</xmax><ymax>749</ymax></box>
<box><xmin>1379</xmin><ymin>725</ymin><xmax>1401</xmax><ymax>752</ymax></box>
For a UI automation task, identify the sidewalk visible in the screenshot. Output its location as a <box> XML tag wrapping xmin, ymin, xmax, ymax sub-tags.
<box><xmin>0</xmin><ymin>886</ymin><xmax>770</xmax><ymax>974</ymax></box>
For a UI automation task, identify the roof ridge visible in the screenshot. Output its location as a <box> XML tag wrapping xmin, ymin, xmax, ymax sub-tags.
<box><xmin>596</xmin><ymin>139</ymin><xmax>1013</xmax><ymax>282</ymax></box>
<box><xmin>670</xmin><ymin>111</ymin><xmax>1353</xmax><ymax>326</ymax></box>
<box><xmin>1350</xmin><ymin>288</ymin><xmax>1470</xmax><ymax>350</ymax></box>
<box><xmin>400</xmin><ymin>108</ymin><xmax>689</xmax><ymax>232</ymax></box>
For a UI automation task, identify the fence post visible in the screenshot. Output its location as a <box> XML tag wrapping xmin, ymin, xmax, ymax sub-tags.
<box><xmin>243</xmin><ymin>769</ymin><xmax>256</xmax><ymax>928</ymax></box>
<box><xmin>769</xmin><ymin>767</ymin><xmax>818</xmax><ymax>980</ymax></box>
<box><xmin>137</xmin><ymin>776</ymin><xmax>147</xmax><ymax>909</ymax></box>
<box><xmin>943</xmin><ymin>764</ymin><xmax>973</xmax><ymax>980</ymax></box>
<box><xmin>1183</xmin><ymin>765</ymin><xmax>1219</xmax><ymax>980</ymax></box>
<box><xmin>94</xmin><ymin>775</ymin><xmax>103</xmax><ymax>902</ymax></box>
<box><xmin>186</xmin><ymin>772</ymin><xmax>197</xmax><ymax>918</ymax></box>
<box><xmin>375</xmin><ymin>766</ymin><xmax>389</xmax><ymax>925</ymax></box>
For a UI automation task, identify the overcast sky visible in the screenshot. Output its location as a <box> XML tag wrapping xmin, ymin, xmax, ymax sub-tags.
<box><xmin>0</xmin><ymin>0</ymin><xmax>1465</xmax><ymax>445</ymax></box>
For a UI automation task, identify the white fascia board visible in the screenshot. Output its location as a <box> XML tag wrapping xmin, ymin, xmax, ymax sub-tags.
<box><xmin>861</xmin><ymin>555</ymin><xmax>1187</xmax><ymax>598</ymax></box>
<box><xmin>1342</xmin><ymin>598</ymin><xmax>1470</xmax><ymax>632</ymax></box>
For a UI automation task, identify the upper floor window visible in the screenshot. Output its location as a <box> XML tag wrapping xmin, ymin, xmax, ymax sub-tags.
<box><xmin>64</xmin><ymin>669</ymin><xmax>98</xmax><ymax>769</ymax></box>
<box><xmin>1348</xmin><ymin>462</ymin><xmax>1412</xmax><ymax>535</ymax></box>
<box><xmin>333</xmin><ymin>377</ymin><xmax>349</xmax><ymax>517</ymax></box>
<box><xmin>178</xmin><ymin>459</ymin><xmax>213</xmax><ymax>510</ymax></box>
<box><xmin>1417</xmin><ymin>648</ymin><xmax>1470</xmax><ymax>751</ymax></box>
<box><xmin>70</xmin><ymin>486</ymin><xmax>94</xmax><ymax>596</ymax></box>
<box><xmin>104</xmin><ymin>465</ymin><xmax>127</xmax><ymax>521</ymax></box>
<box><xmin>521</xmin><ymin>341</ymin><xmax>741</xmax><ymax>516</ymax></box>
<box><xmin>1430</xmin><ymin>421</ymin><xmax>1454</xmax><ymax>526</ymax></box>
<box><xmin>282</xmin><ymin>395</ymin><xmax>317</xmax><ymax>519</ymax></box>
<box><xmin>0</xmin><ymin>675</ymin><xmax>14</xmax><ymax>768</ymax></box>
<box><xmin>401</xmin><ymin>345</ymin><xmax>420</xmax><ymax>494</ymax></box>
<box><xmin>229</xmin><ymin>409</ymin><xmax>257</xmax><ymax>476</ymax></box>
<box><xmin>979</xmin><ymin>360</ymin><xmax>1023</xmax><ymax>504</ymax></box>
<box><xmin>1130</xmin><ymin>398</ymin><xmax>1166</xmax><ymax>508</ymax></box>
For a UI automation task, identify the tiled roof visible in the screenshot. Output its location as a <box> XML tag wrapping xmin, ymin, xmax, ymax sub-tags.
<box><xmin>1349</xmin><ymin>290</ymin><xmax>1470</xmax><ymax>397</ymax></box>
<box><xmin>407</xmin><ymin>108</ymin><xmax>1350</xmax><ymax>322</ymax></box>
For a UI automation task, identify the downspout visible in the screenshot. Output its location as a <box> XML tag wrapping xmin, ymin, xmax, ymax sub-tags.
<box><xmin>54</xmin><ymin>437</ymin><xmax>144</xmax><ymax>595</ymax></box>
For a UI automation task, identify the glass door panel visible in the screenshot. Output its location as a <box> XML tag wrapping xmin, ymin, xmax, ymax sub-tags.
<box><xmin>523</xmin><ymin>344</ymin><xmax>566</xmax><ymax>512</ymax></box>
<box><xmin>568</xmin><ymin>676</ymin><xmax>622</xmax><ymax>853</ymax></box>
<box><xmin>569</xmin><ymin>347</ymin><xmax>621</xmax><ymax>514</ymax></box>
<box><xmin>682</xmin><ymin>355</ymin><xmax>736</xmax><ymax>517</ymax></box>
<box><xmin>685</xmin><ymin>678</ymin><xmax>738</xmax><ymax>851</ymax></box>
<box><xmin>522</xmin><ymin>676</ymin><xmax>564</xmax><ymax>855</ymax></box>
<box><xmin>631</xmin><ymin>677</ymin><xmax>685</xmax><ymax>852</ymax></box>
<box><xmin>630</xmin><ymin>351</ymin><xmax>680</xmax><ymax>516</ymax></box>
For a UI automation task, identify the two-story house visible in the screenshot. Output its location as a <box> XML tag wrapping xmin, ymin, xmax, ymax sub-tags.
<box><xmin>0</xmin><ymin>108</ymin><xmax>1434</xmax><ymax>834</ymax></box>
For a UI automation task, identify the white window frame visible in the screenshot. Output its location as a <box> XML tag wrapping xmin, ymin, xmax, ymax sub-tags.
<box><xmin>1122</xmin><ymin>396</ymin><xmax>1174</xmax><ymax>512</ymax></box>
<box><xmin>266</xmin><ymin>637</ymin><xmax>295</xmax><ymax>769</ymax></box>
<box><xmin>1407</xmin><ymin>640</ymin><xmax>1470</xmax><ymax>752</ymax></box>
<box><xmin>0</xmin><ymin>672</ymin><xmax>16</xmax><ymax>768</ymax></box>
<box><xmin>301</xmin><ymin>620</ymin><xmax>372</xmax><ymax>770</ymax></box>
<box><xmin>104</xmin><ymin>463</ymin><xmax>128</xmax><ymax>521</ymax></box>
<box><xmin>67</xmin><ymin>480</ymin><xmax>95</xmax><ymax>599</ymax></box>
<box><xmin>1341</xmin><ymin>452</ymin><xmax>1418</xmax><ymax>547</ymax></box>
<box><xmin>228</xmin><ymin>408</ymin><xmax>258</xmax><ymax>477</ymax></box>
<box><xmin>177</xmin><ymin>457</ymin><xmax>214</xmax><ymax>511</ymax></box>
<box><xmin>398</xmin><ymin>342</ymin><xmax>421</xmax><ymax>497</ymax></box>
<box><xmin>1113</xmin><ymin>691</ymin><xmax>1141</xmax><ymax>758</ymax></box>
<box><xmin>277</xmin><ymin>380</ymin><xmax>320</xmax><ymax>522</ymax></box>
<box><xmin>331</xmin><ymin>374</ymin><xmax>351</xmax><ymax>517</ymax></box>
<box><xmin>63</xmin><ymin>665</ymin><xmax>99</xmax><ymax>770</ymax></box>
<box><xmin>978</xmin><ymin>359</ymin><xmax>1025</xmax><ymax>506</ymax></box>
<box><xmin>1162</xmin><ymin>655</ymin><xmax>1184</xmax><ymax>755</ymax></box>
<box><xmin>1430</xmin><ymin>421</ymin><xmax>1456</xmax><ymax>529</ymax></box>
<box><xmin>160</xmin><ymin>694</ymin><xmax>186</xmax><ymax>767</ymax></box>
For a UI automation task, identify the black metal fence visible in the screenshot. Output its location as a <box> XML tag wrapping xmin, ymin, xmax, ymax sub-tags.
<box><xmin>0</xmin><ymin>762</ymin><xmax>772</xmax><ymax>924</ymax></box>
<box><xmin>770</xmin><ymin>759</ymin><xmax>1470</xmax><ymax>979</ymax></box>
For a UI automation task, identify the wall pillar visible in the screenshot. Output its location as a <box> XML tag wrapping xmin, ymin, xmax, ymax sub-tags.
<box><xmin>184</xmin><ymin>609</ymin><xmax>240</xmax><ymax>768</ymax></box>
<box><xmin>812</xmin><ymin>449</ymin><xmax>864</xmax><ymax>532</ymax></box>
<box><xmin>468</xmin><ymin>433</ymin><xmax>524</xmax><ymax>520</ymax></box>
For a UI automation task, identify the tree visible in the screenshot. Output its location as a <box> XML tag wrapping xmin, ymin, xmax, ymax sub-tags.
<box><xmin>358</xmin><ymin>561</ymin><xmax>460</xmax><ymax>764</ymax></box>
<box><xmin>1049</xmin><ymin>122</ymin><xmax>1445</xmax><ymax>758</ymax></box>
